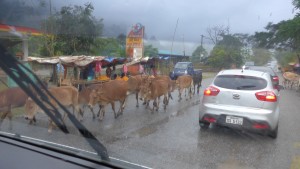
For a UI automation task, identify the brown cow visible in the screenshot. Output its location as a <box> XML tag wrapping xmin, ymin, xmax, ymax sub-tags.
<box><xmin>140</xmin><ymin>78</ymin><xmax>169</xmax><ymax>112</ymax></box>
<box><xmin>78</xmin><ymin>85</ymin><xmax>103</xmax><ymax>119</ymax></box>
<box><xmin>0</xmin><ymin>87</ymin><xmax>29</xmax><ymax>129</ymax></box>
<box><xmin>176</xmin><ymin>75</ymin><xmax>193</xmax><ymax>101</ymax></box>
<box><xmin>24</xmin><ymin>86</ymin><xmax>79</xmax><ymax>133</ymax></box>
<box><xmin>88</xmin><ymin>80</ymin><xmax>128</xmax><ymax>120</ymax></box>
<box><xmin>127</xmin><ymin>75</ymin><xmax>148</xmax><ymax>107</ymax></box>
<box><xmin>154</xmin><ymin>75</ymin><xmax>176</xmax><ymax>100</ymax></box>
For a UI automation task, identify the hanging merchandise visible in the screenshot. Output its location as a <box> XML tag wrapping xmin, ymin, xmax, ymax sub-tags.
<box><xmin>95</xmin><ymin>61</ymin><xmax>102</xmax><ymax>73</ymax></box>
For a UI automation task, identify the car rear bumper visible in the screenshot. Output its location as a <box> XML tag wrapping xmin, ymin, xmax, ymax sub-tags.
<box><xmin>199</xmin><ymin>103</ymin><xmax>279</xmax><ymax>131</ymax></box>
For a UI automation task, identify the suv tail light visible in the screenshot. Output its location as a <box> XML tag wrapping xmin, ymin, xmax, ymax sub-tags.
<box><xmin>203</xmin><ymin>117</ymin><xmax>216</xmax><ymax>123</ymax></box>
<box><xmin>272</xmin><ymin>76</ymin><xmax>279</xmax><ymax>82</ymax></box>
<box><xmin>204</xmin><ymin>86</ymin><xmax>220</xmax><ymax>96</ymax></box>
<box><xmin>255</xmin><ymin>91</ymin><xmax>277</xmax><ymax>102</ymax></box>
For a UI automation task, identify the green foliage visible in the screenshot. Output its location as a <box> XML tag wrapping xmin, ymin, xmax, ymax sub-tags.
<box><xmin>41</xmin><ymin>3</ymin><xmax>103</xmax><ymax>56</ymax></box>
<box><xmin>274</xmin><ymin>50</ymin><xmax>298</xmax><ymax>66</ymax></box>
<box><xmin>251</xmin><ymin>48</ymin><xmax>271</xmax><ymax>66</ymax></box>
<box><xmin>293</xmin><ymin>0</ymin><xmax>300</xmax><ymax>11</ymax></box>
<box><xmin>191</xmin><ymin>46</ymin><xmax>208</xmax><ymax>63</ymax></box>
<box><xmin>252</xmin><ymin>0</ymin><xmax>300</xmax><ymax>66</ymax></box>
<box><xmin>207</xmin><ymin>34</ymin><xmax>244</xmax><ymax>69</ymax></box>
<box><xmin>144</xmin><ymin>45</ymin><xmax>158</xmax><ymax>57</ymax></box>
<box><xmin>92</xmin><ymin>38</ymin><xmax>122</xmax><ymax>56</ymax></box>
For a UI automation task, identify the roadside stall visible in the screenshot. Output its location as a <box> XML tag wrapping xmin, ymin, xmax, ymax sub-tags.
<box><xmin>28</xmin><ymin>56</ymin><xmax>138</xmax><ymax>88</ymax></box>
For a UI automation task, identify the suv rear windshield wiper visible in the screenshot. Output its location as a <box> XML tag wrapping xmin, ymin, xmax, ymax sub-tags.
<box><xmin>0</xmin><ymin>44</ymin><xmax>109</xmax><ymax>161</ymax></box>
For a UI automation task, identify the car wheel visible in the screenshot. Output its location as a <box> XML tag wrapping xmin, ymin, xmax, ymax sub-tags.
<box><xmin>199</xmin><ymin>121</ymin><xmax>210</xmax><ymax>129</ymax></box>
<box><xmin>268</xmin><ymin>125</ymin><xmax>278</xmax><ymax>139</ymax></box>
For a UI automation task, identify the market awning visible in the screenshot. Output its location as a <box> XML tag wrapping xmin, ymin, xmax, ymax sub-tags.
<box><xmin>28</xmin><ymin>56</ymin><xmax>128</xmax><ymax>67</ymax></box>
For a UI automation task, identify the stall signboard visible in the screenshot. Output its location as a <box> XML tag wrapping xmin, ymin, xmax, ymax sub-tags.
<box><xmin>126</xmin><ymin>23</ymin><xmax>144</xmax><ymax>58</ymax></box>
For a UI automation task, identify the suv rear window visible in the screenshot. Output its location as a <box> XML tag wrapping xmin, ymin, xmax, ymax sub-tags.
<box><xmin>214</xmin><ymin>75</ymin><xmax>267</xmax><ymax>90</ymax></box>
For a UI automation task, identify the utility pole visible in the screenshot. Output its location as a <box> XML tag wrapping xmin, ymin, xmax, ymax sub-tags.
<box><xmin>49</xmin><ymin>0</ymin><xmax>52</xmax><ymax>16</ymax></box>
<box><xmin>200</xmin><ymin>34</ymin><xmax>204</xmax><ymax>48</ymax></box>
<box><xmin>200</xmin><ymin>35</ymin><xmax>204</xmax><ymax>61</ymax></box>
<box><xmin>170</xmin><ymin>18</ymin><xmax>179</xmax><ymax>74</ymax></box>
<box><xmin>171</xmin><ymin>18</ymin><xmax>179</xmax><ymax>56</ymax></box>
<box><xmin>182</xmin><ymin>34</ymin><xmax>185</xmax><ymax>57</ymax></box>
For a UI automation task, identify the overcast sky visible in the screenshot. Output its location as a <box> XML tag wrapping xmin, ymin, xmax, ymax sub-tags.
<box><xmin>53</xmin><ymin>0</ymin><xmax>295</xmax><ymax>41</ymax></box>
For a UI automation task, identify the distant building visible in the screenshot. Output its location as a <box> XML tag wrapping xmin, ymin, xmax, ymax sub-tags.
<box><xmin>158</xmin><ymin>49</ymin><xmax>189</xmax><ymax>63</ymax></box>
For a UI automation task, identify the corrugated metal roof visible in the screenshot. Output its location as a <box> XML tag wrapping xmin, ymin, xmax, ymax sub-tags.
<box><xmin>158</xmin><ymin>49</ymin><xmax>182</xmax><ymax>56</ymax></box>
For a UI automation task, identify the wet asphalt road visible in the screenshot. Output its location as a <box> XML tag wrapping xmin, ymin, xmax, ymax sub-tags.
<box><xmin>2</xmin><ymin>74</ymin><xmax>300</xmax><ymax>169</ymax></box>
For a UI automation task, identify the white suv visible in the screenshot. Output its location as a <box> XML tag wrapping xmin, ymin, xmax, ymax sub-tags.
<box><xmin>199</xmin><ymin>69</ymin><xmax>280</xmax><ymax>138</ymax></box>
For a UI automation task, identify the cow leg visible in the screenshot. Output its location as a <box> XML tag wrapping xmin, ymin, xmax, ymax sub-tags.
<box><xmin>110</xmin><ymin>102</ymin><xmax>118</xmax><ymax>118</ymax></box>
<box><xmin>29</xmin><ymin>116</ymin><xmax>37</xmax><ymax>125</ymax></box>
<box><xmin>166</xmin><ymin>92</ymin><xmax>170</xmax><ymax>105</ymax></box>
<box><xmin>73</xmin><ymin>105</ymin><xmax>82</xmax><ymax>122</ymax></box>
<box><xmin>189</xmin><ymin>86</ymin><xmax>192</xmax><ymax>100</ymax></box>
<box><xmin>143</xmin><ymin>98</ymin><xmax>147</xmax><ymax>105</ymax></box>
<box><xmin>156</xmin><ymin>97</ymin><xmax>160</xmax><ymax>111</ymax></box>
<box><xmin>99</xmin><ymin>105</ymin><xmax>105</xmax><ymax>121</ymax></box>
<box><xmin>145</xmin><ymin>99</ymin><xmax>150</xmax><ymax>108</ymax></box>
<box><xmin>152</xmin><ymin>99</ymin><xmax>157</xmax><ymax>113</ymax></box>
<box><xmin>178</xmin><ymin>88</ymin><xmax>182</xmax><ymax>102</ymax></box>
<box><xmin>48</xmin><ymin>119</ymin><xmax>54</xmax><ymax>133</ymax></box>
<box><xmin>0</xmin><ymin>112</ymin><xmax>7</xmax><ymax>129</ymax></box>
<box><xmin>163</xmin><ymin>95</ymin><xmax>168</xmax><ymax>111</ymax></box>
<box><xmin>0</xmin><ymin>112</ymin><xmax>10</xmax><ymax>130</ymax></box>
<box><xmin>87</xmin><ymin>105</ymin><xmax>96</xmax><ymax>119</ymax></box>
<box><xmin>119</xmin><ymin>98</ymin><xmax>126</xmax><ymax>115</ymax></box>
<box><xmin>7</xmin><ymin>111</ymin><xmax>13</xmax><ymax>130</ymax></box>
<box><xmin>136</xmin><ymin>92</ymin><xmax>139</xmax><ymax>107</ymax></box>
<box><xmin>186</xmin><ymin>88</ymin><xmax>189</xmax><ymax>101</ymax></box>
<box><xmin>97</xmin><ymin>104</ymin><xmax>102</xmax><ymax>117</ymax></box>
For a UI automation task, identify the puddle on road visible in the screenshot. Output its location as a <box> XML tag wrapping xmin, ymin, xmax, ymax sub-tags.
<box><xmin>131</xmin><ymin>126</ymin><xmax>158</xmax><ymax>138</ymax></box>
<box><xmin>130</xmin><ymin>117</ymin><xmax>169</xmax><ymax>138</ymax></box>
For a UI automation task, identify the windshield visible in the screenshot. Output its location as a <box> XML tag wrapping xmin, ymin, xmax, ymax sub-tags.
<box><xmin>0</xmin><ymin>0</ymin><xmax>299</xmax><ymax>168</ymax></box>
<box><xmin>175</xmin><ymin>63</ymin><xmax>189</xmax><ymax>69</ymax></box>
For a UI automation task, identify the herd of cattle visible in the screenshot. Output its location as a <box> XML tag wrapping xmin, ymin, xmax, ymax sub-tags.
<box><xmin>0</xmin><ymin>74</ymin><xmax>201</xmax><ymax>133</ymax></box>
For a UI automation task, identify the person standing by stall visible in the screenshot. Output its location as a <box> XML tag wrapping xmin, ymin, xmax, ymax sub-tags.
<box><xmin>106</xmin><ymin>66</ymin><xmax>112</xmax><ymax>78</ymax></box>
<box><xmin>111</xmin><ymin>65</ymin><xmax>117</xmax><ymax>79</ymax></box>
<box><xmin>139</xmin><ymin>63</ymin><xmax>144</xmax><ymax>75</ymax></box>
<box><xmin>95</xmin><ymin>61</ymin><xmax>102</xmax><ymax>78</ymax></box>
<box><xmin>151</xmin><ymin>64</ymin><xmax>157</xmax><ymax>76</ymax></box>
<box><xmin>122</xmin><ymin>63</ymin><xmax>128</xmax><ymax>75</ymax></box>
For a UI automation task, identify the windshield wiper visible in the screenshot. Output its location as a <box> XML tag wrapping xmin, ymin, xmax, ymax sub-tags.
<box><xmin>0</xmin><ymin>45</ymin><xmax>109</xmax><ymax>161</ymax></box>
<box><xmin>236</xmin><ymin>85</ymin><xmax>256</xmax><ymax>90</ymax></box>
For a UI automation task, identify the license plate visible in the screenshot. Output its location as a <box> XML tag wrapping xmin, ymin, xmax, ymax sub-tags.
<box><xmin>225</xmin><ymin>116</ymin><xmax>243</xmax><ymax>125</ymax></box>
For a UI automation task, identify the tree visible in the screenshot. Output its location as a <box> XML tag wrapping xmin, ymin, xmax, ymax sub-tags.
<box><xmin>251</xmin><ymin>48</ymin><xmax>271</xmax><ymax>66</ymax></box>
<box><xmin>41</xmin><ymin>3</ymin><xmax>103</xmax><ymax>56</ymax></box>
<box><xmin>207</xmin><ymin>34</ymin><xmax>243</xmax><ymax>69</ymax></box>
<box><xmin>252</xmin><ymin>4</ymin><xmax>300</xmax><ymax>65</ymax></box>
<box><xmin>293</xmin><ymin>0</ymin><xmax>300</xmax><ymax>13</ymax></box>
<box><xmin>206</xmin><ymin>25</ymin><xmax>230</xmax><ymax>45</ymax></box>
<box><xmin>274</xmin><ymin>50</ymin><xmax>298</xmax><ymax>66</ymax></box>
<box><xmin>117</xmin><ymin>33</ymin><xmax>126</xmax><ymax>48</ymax></box>
<box><xmin>92</xmin><ymin>38</ymin><xmax>121</xmax><ymax>56</ymax></box>
<box><xmin>191</xmin><ymin>46</ymin><xmax>208</xmax><ymax>62</ymax></box>
<box><xmin>144</xmin><ymin>45</ymin><xmax>158</xmax><ymax>57</ymax></box>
